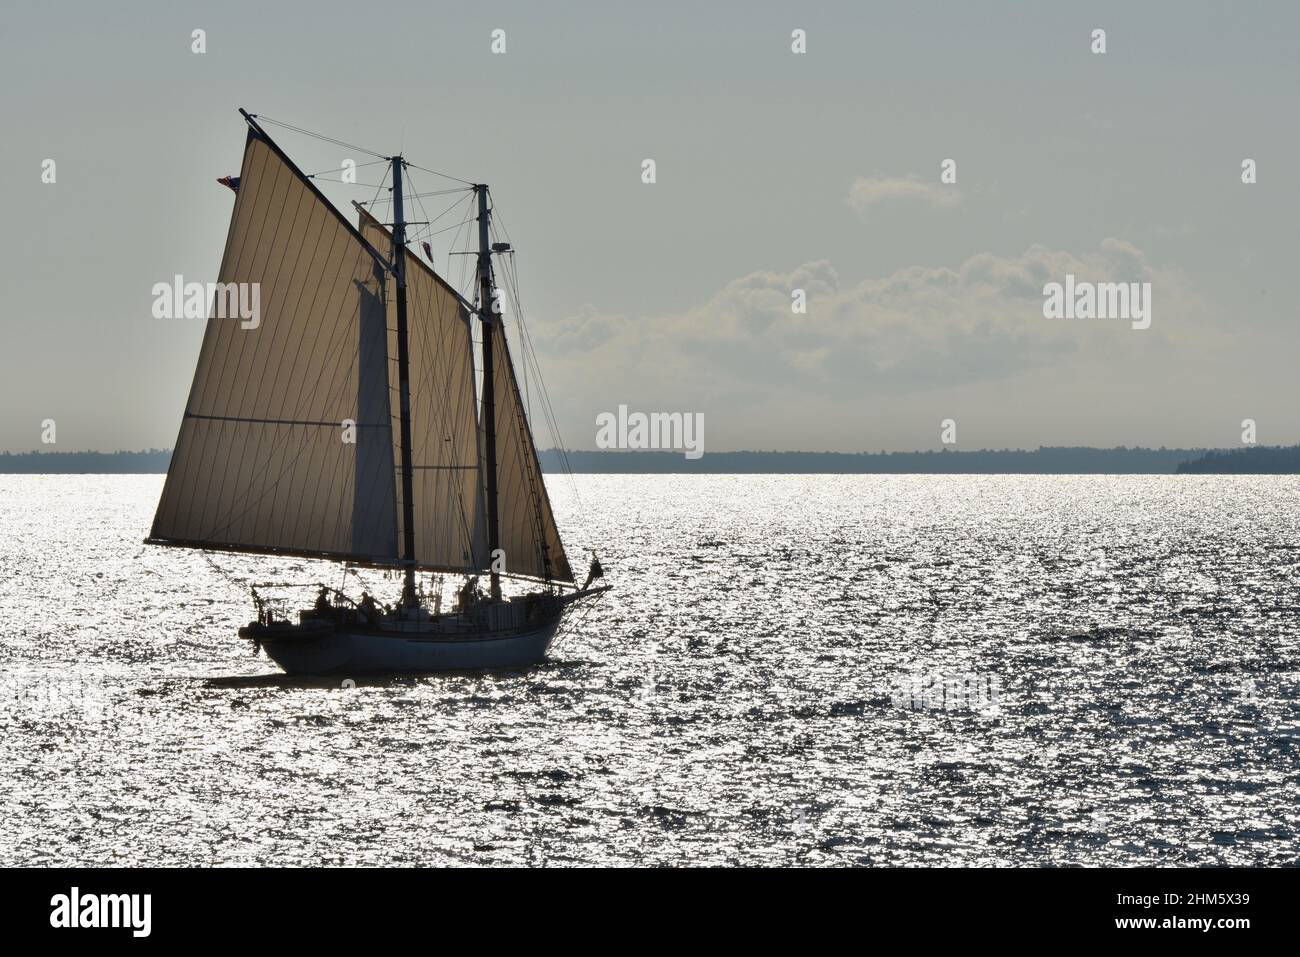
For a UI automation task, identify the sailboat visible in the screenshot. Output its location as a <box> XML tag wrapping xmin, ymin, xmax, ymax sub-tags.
<box><xmin>146</xmin><ymin>110</ymin><xmax>608</xmax><ymax>674</ymax></box>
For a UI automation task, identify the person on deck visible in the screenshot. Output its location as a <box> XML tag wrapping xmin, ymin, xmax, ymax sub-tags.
<box><xmin>358</xmin><ymin>591</ymin><xmax>378</xmax><ymax>623</ymax></box>
<box><xmin>457</xmin><ymin>576</ymin><xmax>480</xmax><ymax>613</ymax></box>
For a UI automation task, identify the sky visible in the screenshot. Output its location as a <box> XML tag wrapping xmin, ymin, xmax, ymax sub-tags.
<box><xmin>1</xmin><ymin>0</ymin><xmax>1297</xmax><ymax>453</ymax></box>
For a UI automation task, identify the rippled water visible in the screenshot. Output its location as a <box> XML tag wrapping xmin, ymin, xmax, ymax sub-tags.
<box><xmin>2</xmin><ymin>474</ymin><xmax>1298</xmax><ymax>866</ymax></box>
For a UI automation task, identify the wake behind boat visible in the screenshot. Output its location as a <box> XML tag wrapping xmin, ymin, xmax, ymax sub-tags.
<box><xmin>146</xmin><ymin>110</ymin><xmax>608</xmax><ymax>674</ymax></box>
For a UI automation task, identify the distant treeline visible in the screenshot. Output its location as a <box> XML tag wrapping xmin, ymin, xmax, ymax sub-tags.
<box><xmin>7</xmin><ymin>446</ymin><xmax>1297</xmax><ymax>475</ymax></box>
<box><xmin>0</xmin><ymin>449</ymin><xmax>173</xmax><ymax>473</ymax></box>
<box><xmin>540</xmin><ymin>447</ymin><xmax>1211</xmax><ymax>474</ymax></box>
<box><xmin>1176</xmin><ymin>445</ymin><xmax>1300</xmax><ymax>474</ymax></box>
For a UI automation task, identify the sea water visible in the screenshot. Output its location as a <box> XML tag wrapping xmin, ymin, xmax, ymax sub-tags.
<box><xmin>1</xmin><ymin>474</ymin><xmax>1297</xmax><ymax>865</ymax></box>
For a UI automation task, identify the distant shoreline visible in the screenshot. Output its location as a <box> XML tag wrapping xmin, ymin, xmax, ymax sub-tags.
<box><xmin>4</xmin><ymin>446</ymin><xmax>1298</xmax><ymax>474</ymax></box>
<box><xmin>0</xmin><ymin>449</ymin><xmax>174</xmax><ymax>474</ymax></box>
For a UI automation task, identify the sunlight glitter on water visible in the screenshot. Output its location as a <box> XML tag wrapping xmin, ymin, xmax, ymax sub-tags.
<box><xmin>1</xmin><ymin>474</ymin><xmax>1298</xmax><ymax>865</ymax></box>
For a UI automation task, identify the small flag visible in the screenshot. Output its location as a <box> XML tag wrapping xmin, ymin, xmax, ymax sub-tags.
<box><xmin>217</xmin><ymin>175</ymin><xmax>241</xmax><ymax>192</ymax></box>
<box><xmin>421</xmin><ymin>241</ymin><xmax>434</xmax><ymax>261</ymax></box>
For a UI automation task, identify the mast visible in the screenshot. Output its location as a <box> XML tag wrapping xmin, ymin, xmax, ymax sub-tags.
<box><xmin>391</xmin><ymin>156</ymin><xmax>418</xmax><ymax>608</ymax></box>
<box><xmin>477</xmin><ymin>185</ymin><xmax>502</xmax><ymax>602</ymax></box>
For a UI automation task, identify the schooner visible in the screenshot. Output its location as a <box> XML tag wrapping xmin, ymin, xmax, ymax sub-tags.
<box><xmin>146</xmin><ymin>110</ymin><xmax>607</xmax><ymax>674</ymax></box>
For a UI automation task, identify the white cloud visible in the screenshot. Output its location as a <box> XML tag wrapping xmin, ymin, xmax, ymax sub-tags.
<box><xmin>847</xmin><ymin>175</ymin><xmax>962</xmax><ymax>213</ymax></box>
<box><xmin>524</xmin><ymin>240</ymin><xmax>1225</xmax><ymax>450</ymax></box>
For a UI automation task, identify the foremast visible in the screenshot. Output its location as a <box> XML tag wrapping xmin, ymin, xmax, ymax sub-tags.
<box><xmin>390</xmin><ymin>156</ymin><xmax>419</xmax><ymax>608</ymax></box>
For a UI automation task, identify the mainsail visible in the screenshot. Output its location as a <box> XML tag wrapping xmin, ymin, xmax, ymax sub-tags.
<box><xmin>149</xmin><ymin>130</ymin><xmax>400</xmax><ymax>564</ymax></box>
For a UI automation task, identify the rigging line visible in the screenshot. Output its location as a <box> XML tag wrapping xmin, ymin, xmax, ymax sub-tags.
<box><xmin>404</xmin><ymin>165</ymin><xmax>436</xmax><ymax>255</ymax></box>
<box><xmin>201</xmin><ymin>550</ymin><xmax>252</xmax><ymax>598</ymax></box>
<box><xmin>488</xmin><ymin>195</ymin><xmax>515</xmax><ymax>252</ymax></box>
<box><xmin>491</xmin><ymin>228</ymin><xmax>543</xmax><ymax>433</ymax></box>
<box><xmin>444</xmin><ymin>195</ymin><xmax>477</xmax><ymax>300</ymax></box>
<box><xmin>364</xmin><ymin>162</ymin><xmax>391</xmax><ymax>216</ymax></box>
<box><xmin>346</xmin><ymin>564</ymin><xmax>377</xmax><ymax>598</ymax></box>
<box><xmin>406</xmin><ymin>187</ymin><xmax>476</xmax><ymax>200</ymax></box>
<box><xmin>501</xmin><ymin>265</ymin><xmax>555</xmax><ymax>481</ymax></box>
<box><xmin>421</xmin><ymin>209</ymin><xmax>480</xmax><ymax>243</ymax></box>
<box><xmin>407</xmin><ymin>190</ymin><xmax>475</xmax><ymax>248</ymax></box>
<box><xmin>493</xmin><ymin>230</ymin><xmax>583</xmax><ymax>511</ymax></box>
<box><xmin>484</xmin><ymin>229</ymin><xmax>568</xmax><ymax>577</ymax></box>
<box><xmin>253</xmin><ymin>115</ymin><xmax>390</xmax><ymax>161</ymax></box>
<box><xmin>490</xmin><ymin>193</ymin><xmax>545</xmax><ymax>431</ymax></box>
<box><xmin>371</xmin><ymin>185</ymin><xmax>475</xmax><ymax>209</ymax></box>
<box><xmin>306</xmin><ymin>178</ymin><xmax>388</xmax><ymax>188</ymax></box>
<box><xmin>552</xmin><ymin>589</ymin><xmax>606</xmax><ymax>653</ymax></box>
<box><xmin>423</xmin><ymin>191</ymin><xmax>475</xmax><ymax>241</ymax></box>
<box><xmin>530</xmin><ymin>351</ymin><xmax>581</xmax><ymax>509</ymax></box>
<box><xmin>302</xmin><ymin>158</ymin><xmax>389</xmax><ymax>178</ymax></box>
<box><xmin>507</xmin><ymin>274</ymin><xmax>575</xmax><ymax>500</ymax></box>
<box><xmin>404</xmin><ymin>160</ymin><xmax>476</xmax><ymax>188</ymax></box>
<box><xmin>491</xmin><ymin>228</ymin><xmax>531</xmax><ymax>411</ymax></box>
<box><xmin>405</xmin><ymin>182</ymin><xmax>473</xmax><ymax>382</ymax></box>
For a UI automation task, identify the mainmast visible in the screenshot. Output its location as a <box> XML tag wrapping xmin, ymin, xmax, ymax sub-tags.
<box><xmin>391</xmin><ymin>156</ymin><xmax>418</xmax><ymax>608</ymax></box>
<box><xmin>477</xmin><ymin>185</ymin><xmax>502</xmax><ymax>602</ymax></box>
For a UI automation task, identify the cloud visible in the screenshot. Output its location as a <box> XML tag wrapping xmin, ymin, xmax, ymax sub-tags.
<box><xmin>524</xmin><ymin>240</ymin><xmax>1220</xmax><ymax>449</ymax></box>
<box><xmin>530</xmin><ymin>303</ymin><xmax>621</xmax><ymax>352</ymax></box>
<box><xmin>847</xmin><ymin>175</ymin><xmax>962</xmax><ymax>213</ymax></box>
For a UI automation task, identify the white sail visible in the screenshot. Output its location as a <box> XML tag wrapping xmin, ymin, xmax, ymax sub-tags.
<box><xmin>357</xmin><ymin>208</ymin><xmax>488</xmax><ymax>572</ymax></box>
<box><xmin>152</xmin><ymin>121</ymin><xmax>574</xmax><ymax>586</ymax></box>
<box><xmin>150</xmin><ymin>130</ymin><xmax>400</xmax><ymax>564</ymax></box>
<box><xmin>490</xmin><ymin>320</ymin><xmax>573</xmax><ymax>582</ymax></box>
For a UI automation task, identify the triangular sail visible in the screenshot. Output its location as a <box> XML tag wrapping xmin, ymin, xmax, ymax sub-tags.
<box><xmin>490</xmin><ymin>320</ymin><xmax>573</xmax><ymax>582</ymax></box>
<box><xmin>357</xmin><ymin>208</ymin><xmax>488</xmax><ymax>572</ymax></box>
<box><xmin>149</xmin><ymin>130</ymin><xmax>401</xmax><ymax>564</ymax></box>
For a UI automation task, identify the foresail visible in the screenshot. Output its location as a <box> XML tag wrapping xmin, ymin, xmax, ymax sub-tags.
<box><xmin>149</xmin><ymin>130</ymin><xmax>400</xmax><ymax>563</ymax></box>
<box><xmin>357</xmin><ymin>208</ymin><xmax>488</xmax><ymax>573</ymax></box>
<box><xmin>491</xmin><ymin>321</ymin><xmax>573</xmax><ymax>582</ymax></box>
